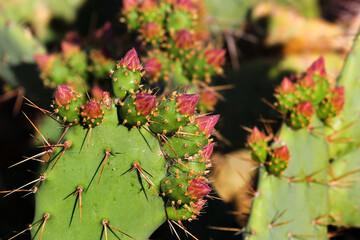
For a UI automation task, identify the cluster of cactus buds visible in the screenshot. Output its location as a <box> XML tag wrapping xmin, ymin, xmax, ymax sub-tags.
<box><xmin>121</xmin><ymin>0</ymin><xmax>226</xmax><ymax>112</ymax></box>
<box><xmin>34</xmin><ymin>40</ymin><xmax>114</xmax><ymax>90</ymax></box>
<box><xmin>246</xmin><ymin>127</ymin><xmax>290</xmax><ymax>176</ymax></box>
<box><xmin>274</xmin><ymin>57</ymin><xmax>345</xmax><ymax>129</ymax></box>
<box><xmin>48</xmin><ymin>48</ymin><xmax>219</xmax><ymax>228</ymax></box>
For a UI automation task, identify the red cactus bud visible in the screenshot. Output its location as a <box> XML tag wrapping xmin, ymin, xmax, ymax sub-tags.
<box><xmin>94</xmin><ymin>22</ymin><xmax>114</xmax><ymax>40</ymax></box>
<box><xmin>118</xmin><ymin>48</ymin><xmax>142</xmax><ymax>71</ymax></box>
<box><xmin>200</xmin><ymin>143</ymin><xmax>214</xmax><ymax>163</ymax></box>
<box><xmin>54</xmin><ymin>85</ymin><xmax>74</xmax><ymax>106</ymax></box>
<box><xmin>332</xmin><ymin>86</ymin><xmax>345</xmax><ymax>113</ymax></box>
<box><xmin>91</xmin><ymin>86</ymin><xmax>104</xmax><ymax>101</ymax></box>
<box><xmin>174</xmin><ymin>30</ymin><xmax>194</xmax><ymax>49</ymax></box>
<box><xmin>200</xmin><ymin>90</ymin><xmax>218</xmax><ymax>111</ymax></box>
<box><xmin>61</xmin><ymin>41</ymin><xmax>80</xmax><ymax>57</ymax></box>
<box><xmin>204</xmin><ymin>48</ymin><xmax>226</xmax><ymax>68</ymax></box>
<box><xmin>299</xmin><ymin>74</ymin><xmax>315</xmax><ymax>88</ymax></box>
<box><xmin>247</xmin><ymin>127</ymin><xmax>267</xmax><ymax>145</ymax></box>
<box><xmin>34</xmin><ymin>54</ymin><xmax>52</xmax><ymax>71</ymax></box>
<box><xmin>192</xmin><ymin>199</ymin><xmax>207</xmax><ymax>215</ymax></box>
<box><xmin>195</xmin><ymin>115</ymin><xmax>220</xmax><ymax>135</ymax></box>
<box><xmin>82</xmin><ymin>101</ymin><xmax>102</xmax><ymax>119</ymax></box>
<box><xmin>296</xmin><ymin>101</ymin><xmax>314</xmax><ymax>117</ymax></box>
<box><xmin>135</xmin><ymin>93</ymin><xmax>157</xmax><ymax>116</ymax></box>
<box><xmin>273</xmin><ymin>145</ymin><xmax>290</xmax><ymax>162</ymax></box>
<box><xmin>144</xmin><ymin>58</ymin><xmax>162</xmax><ymax>77</ymax></box>
<box><xmin>123</xmin><ymin>0</ymin><xmax>138</xmax><ymax>12</ymax></box>
<box><xmin>187</xmin><ymin>179</ymin><xmax>211</xmax><ymax>200</ymax></box>
<box><xmin>174</xmin><ymin>0</ymin><xmax>194</xmax><ymax>12</ymax></box>
<box><xmin>307</xmin><ymin>56</ymin><xmax>326</xmax><ymax>77</ymax></box>
<box><xmin>140</xmin><ymin>22</ymin><xmax>162</xmax><ymax>39</ymax></box>
<box><xmin>276</xmin><ymin>77</ymin><xmax>296</xmax><ymax>94</ymax></box>
<box><xmin>176</xmin><ymin>94</ymin><xmax>199</xmax><ymax>116</ymax></box>
<box><xmin>141</xmin><ymin>0</ymin><xmax>157</xmax><ymax>11</ymax></box>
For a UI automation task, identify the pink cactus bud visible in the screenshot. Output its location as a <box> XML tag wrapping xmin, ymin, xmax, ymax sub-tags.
<box><xmin>307</xmin><ymin>56</ymin><xmax>326</xmax><ymax>77</ymax></box>
<box><xmin>200</xmin><ymin>143</ymin><xmax>214</xmax><ymax>163</ymax></box>
<box><xmin>296</xmin><ymin>101</ymin><xmax>314</xmax><ymax>117</ymax></box>
<box><xmin>174</xmin><ymin>0</ymin><xmax>194</xmax><ymax>12</ymax></box>
<box><xmin>61</xmin><ymin>41</ymin><xmax>80</xmax><ymax>57</ymax></box>
<box><xmin>204</xmin><ymin>48</ymin><xmax>226</xmax><ymax>68</ymax></box>
<box><xmin>54</xmin><ymin>85</ymin><xmax>74</xmax><ymax>106</ymax></box>
<box><xmin>332</xmin><ymin>86</ymin><xmax>345</xmax><ymax>113</ymax></box>
<box><xmin>247</xmin><ymin>126</ymin><xmax>267</xmax><ymax>145</ymax></box>
<box><xmin>192</xmin><ymin>199</ymin><xmax>207</xmax><ymax>215</ymax></box>
<box><xmin>135</xmin><ymin>93</ymin><xmax>157</xmax><ymax>116</ymax></box>
<box><xmin>82</xmin><ymin>101</ymin><xmax>102</xmax><ymax>119</ymax></box>
<box><xmin>187</xmin><ymin>179</ymin><xmax>211</xmax><ymax>200</ymax></box>
<box><xmin>118</xmin><ymin>48</ymin><xmax>143</xmax><ymax>71</ymax></box>
<box><xmin>140</xmin><ymin>22</ymin><xmax>162</xmax><ymax>39</ymax></box>
<box><xmin>176</xmin><ymin>94</ymin><xmax>199</xmax><ymax>116</ymax></box>
<box><xmin>144</xmin><ymin>58</ymin><xmax>162</xmax><ymax>77</ymax></box>
<box><xmin>94</xmin><ymin>22</ymin><xmax>114</xmax><ymax>40</ymax></box>
<box><xmin>34</xmin><ymin>54</ymin><xmax>52</xmax><ymax>71</ymax></box>
<box><xmin>174</xmin><ymin>30</ymin><xmax>194</xmax><ymax>49</ymax></box>
<box><xmin>141</xmin><ymin>0</ymin><xmax>157</xmax><ymax>11</ymax></box>
<box><xmin>299</xmin><ymin>74</ymin><xmax>315</xmax><ymax>88</ymax></box>
<box><xmin>273</xmin><ymin>145</ymin><xmax>290</xmax><ymax>162</ymax></box>
<box><xmin>276</xmin><ymin>77</ymin><xmax>296</xmax><ymax>94</ymax></box>
<box><xmin>91</xmin><ymin>86</ymin><xmax>104</xmax><ymax>101</ymax></box>
<box><xmin>200</xmin><ymin>90</ymin><xmax>218</xmax><ymax>111</ymax></box>
<box><xmin>123</xmin><ymin>0</ymin><xmax>138</xmax><ymax>12</ymax></box>
<box><xmin>195</xmin><ymin>115</ymin><xmax>220</xmax><ymax>135</ymax></box>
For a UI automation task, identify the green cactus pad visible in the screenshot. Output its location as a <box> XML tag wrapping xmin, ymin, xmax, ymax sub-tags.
<box><xmin>32</xmin><ymin>106</ymin><xmax>167</xmax><ymax>240</ymax></box>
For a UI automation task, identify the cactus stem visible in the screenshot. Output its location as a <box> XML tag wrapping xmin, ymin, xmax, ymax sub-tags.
<box><xmin>4</xmin><ymin>174</ymin><xmax>46</xmax><ymax>198</ymax></box>
<box><xmin>159</xmin><ymin>134</ymin><xmax>180</xmax><ymax>159</ymax></box>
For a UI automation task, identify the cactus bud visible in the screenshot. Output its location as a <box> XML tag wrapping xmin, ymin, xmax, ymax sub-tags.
<box><xmin>273</xmin><ymin>145</ymin><xmax>290</xmax><ymax>162</ymax></box>
<box><xmin>123</xmin><ymin>0</ymin><xmax>138</xmax><ymax>12</ymax></box>
<box><xmin>134</xmin><ymin>93</ymin><xmax>157</xmax><ymax>116</ymax></box>
<box><xmin>267</xmin><ymin>145</ymin><xmax>290</xmax><ymax>176</ymax></box>
<box><xmin>297</xmin><ymin>101</ymin><xmax>314</xmax><ymax>118</ymax></box>
<box><xmin>82</xmin><ymin>101</ymin><xmax>102</xmax><ymax>119</ymax></box>
<box><xmin>247</xmin><ymin>127</ymin><xmax>268</xmax><ymax>163</ymax></box>
<box><xmin>54</xmin><ymin>85</ymin><xmax>75</xmax><ymax>106</ymax></box>
<box><xmin>174</xmin><ymin>29</ymin><xmax>194</xmax><ymax>49</ymax></box>
<box><xmin>332</xmin><ymin>86</ymin><xmax>345</xmax><ymax>113</ymax></box>
<box><xmin>61</xmin><ymin>41</ymin><xmax>80</xmax><ymax>58</ymax></box>
<box><xmin>187</xmin><ymin>178</ymin><xmax>211</xmax><ymax>200</ymax></box>
<box><xmin>144</xmin><ymin>58</ymin><xmax>162</xmax><ymax>77</ymax></box>
<box><xmin>204</xmin><ymin>48</ymin><xmax>226</xmax><ymax>68</ymax></box>
<box><xmin>195</xmin><ymin>115</ymin><xmax>220</xmax><ymax>136</ymax></box>
<box><xmin>176</xmin><ymin>94</ymin><xmax>199</xmax><ymax>116</ymax></box>
<box><xmin>91</xmin><ymin>86</ymin><xmax>104</xmax><ymax>101</ymax></box>
<box><xmin>200</xmin><ymin>143</ymin><xmax>214</xmax><ymax>163</ymax></box>
<box><xmin>276</xmin><ymin>77</ymin><xmax>296</xmax><ymax>94</ymax></box>
<box><xmin>307</xmin><ymin>56</ymin><xmax>326</xmax><ymax>78</ymax></box>
<box><xmin>34</xmin><ymin>54</ymin><xmax>52</xmax><ymax>71</ymax></box>
<box><xmin>247</xmin><ymin>127</ymin><xmax>266</xmax><ymax>145</ymax></box>
<box><xmin>118</xmin><ymin>48</ymin><xmax>142</xmax><ymax>71</ymax></box>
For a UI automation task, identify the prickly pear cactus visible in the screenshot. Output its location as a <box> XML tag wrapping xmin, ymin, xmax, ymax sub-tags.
<box><xmin>243</xmin><ymin>29</ymin><xmax>360</xmax><ymax>239</ymax></box>
<box><xmin>121</xmin><ymin>0</ymin><xmax>227</xmax><ymax>112</ymax></box>
<box><xmin>6</xmin><ymin>48</ymin><xmax>219</xmax><ymax>240</ymax></box>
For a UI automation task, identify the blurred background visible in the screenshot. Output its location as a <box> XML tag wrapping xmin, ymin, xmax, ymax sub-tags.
<box><xmin>1</xmin><ymin>0</ymin><xmax>360</xmax><ymax>239</ymax></box>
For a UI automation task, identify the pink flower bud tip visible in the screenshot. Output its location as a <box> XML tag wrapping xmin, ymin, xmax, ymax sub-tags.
<box><xmin>273</xmin><ymin>145</ymin><xmax>290</xmax><ymax>162</ymax></box>
<box><xmin>195</xmin><ymin>115</ymin><xmax>220</xmax><ymax>135</ymax></box>
<box><xmin>187</xmin><ymin>179</ymin><xmax>211</xmax><ymax>200</ymax></box>
<box><xmin>176</xmin><ymin>94</ymin><xmax>200</xmax><ymax>116</ymax></box>
<box><xmin>119</xmin><ymin>48</ymin><xmax>143</xmax><ymax>71</ymax></box>
<box><xmin>135</xmin><ymin>93</ymin><xmax>157</xmax><ymax>116</ymax></box>
<box><xmin>174</xmin><ymin>29</ymin><xmax>194</xmax><ymax>49</ymax></box>
<box><xmin>247</xmin><ymin>126</ymin><xmax>266</xmax><ymax>145</ymax></box>
<box><xmin>276</xmin><ymin>77</ymin><xmax>296</xmax><ymax>94</ymax></box>
<box><xmin>297</xmin><ymin>101</ymin><xmax>314</xmax><ymax>117</ymax></box>
<box><xmin>34</xmin><ymin>54</ymin><xmax>52</xmax><ymax>71</ymax></box>
<box><xmin>54</xmin><ymin>85</ymin><xmax>74</xmax><ymax>106</ymax></box>
<box><xmin>204</xmin><ymin>48</ymin><xmax>226</xmax><ymax>68</ymax></box>
<box><xmin>82</xmin><ymin>101</ymin><xmax>102</xmax><ymax>119</ymax></box>
<box><xmin>144</xmin><ymin>58</ymin><xmax>162</xmax><ymax>77</ymax></box>
<box><xmin>307</xmin><ymin>56</ymin><xmax>326</xmax><ymax>77</ymax></box>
